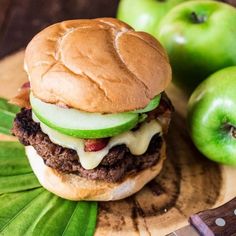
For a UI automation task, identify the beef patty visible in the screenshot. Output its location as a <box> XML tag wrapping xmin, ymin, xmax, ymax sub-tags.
<box><xmin>12</xmin><ymin>94</ymin><xmax>173</xmax><ymax>183</ymax></box>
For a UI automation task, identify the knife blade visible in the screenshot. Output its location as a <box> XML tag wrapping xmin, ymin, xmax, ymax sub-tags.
<box><xmin>166</xmin><ymin>197</ymin><xmax>236</xmax><ymax>236</ymax></box>
<box><xmin>167</xmin><ymin>225</ymin><xmax>199</xmax><ymax>236</ymax></box>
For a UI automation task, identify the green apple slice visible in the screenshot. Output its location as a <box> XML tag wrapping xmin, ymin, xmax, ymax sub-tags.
<box><xmin>132</xmin><ymin>94</ymin><xmax>161</xmax><ymax>113</ymax></box>
<box><xmin>30</xmin><ymin>94</ymin><xmax>139</xmax><ymax>138</ymax></box>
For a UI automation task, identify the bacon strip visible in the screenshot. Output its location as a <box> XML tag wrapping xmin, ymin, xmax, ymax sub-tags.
<box><xmin>9</xmin><ymin>82</ymin><xmax>31</xmax><ymax>108</ymax></box>
<box><xmin>84</xmin><ymin>138</ymin><xmax>109</xmax><ymax>152</ymax></box>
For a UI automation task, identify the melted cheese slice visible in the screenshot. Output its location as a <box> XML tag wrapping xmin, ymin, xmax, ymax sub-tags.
<box><xmin>33</xmin><ymin>113</ymin><xmax>162</xmax><ymax>170</ymax></box>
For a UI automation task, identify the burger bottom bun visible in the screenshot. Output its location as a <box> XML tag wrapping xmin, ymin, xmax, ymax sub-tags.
<box><xmin>25</xmin><ymin>142</ymin><xmax>166</xmax><ymax>201</ymax></box>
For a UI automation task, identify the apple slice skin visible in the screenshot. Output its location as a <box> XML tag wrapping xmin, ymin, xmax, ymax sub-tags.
<box><xmin>132</xmin><ymin>94</ymin><xmax>161</xmax><ymax>113</ymax></box>
<box><xmin>30</xmin><ymin>93</ymin><xmax>161</xmax><ymax>139</ymax></box>
<box><xmin>187</xmin><ymin>66</ymin><xmax>236</xmax><ymax>165</ymax></box>
<box><xmin>30</xmin><ymin>94</ymin><xmax>140</xmax><ymax>139</ymax></box>
<box><xmin>33</xmin><ymin>109</ymin><xmax>139</xmax><ymax>139</ymax></box>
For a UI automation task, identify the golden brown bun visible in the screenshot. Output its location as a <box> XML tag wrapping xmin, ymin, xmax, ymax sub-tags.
<box><xmin>25</xmin><ymin>142</ymin><xmax>166</xmax><ymax>201</ymax></box>
<box><xmin>25</xmin><ymin>18</ymin><xmax>171</xmax><ymax>113</ymax></box>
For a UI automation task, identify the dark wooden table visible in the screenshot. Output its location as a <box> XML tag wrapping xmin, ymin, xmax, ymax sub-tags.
<box><xmin>0</xmin><ymin>0</ymin><xmax>119</xmax><ymax>58</ymax></box>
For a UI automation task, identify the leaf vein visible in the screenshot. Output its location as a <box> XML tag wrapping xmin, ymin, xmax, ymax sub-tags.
<box><xmin>0</xmin><ymin>188</ymin><xmax>44</xmax><ymax>233</ymax></box>
<box><xmin>61</xmin><ymin>204</ymin><xmax>77</xmax><ymax>236</ymax></box>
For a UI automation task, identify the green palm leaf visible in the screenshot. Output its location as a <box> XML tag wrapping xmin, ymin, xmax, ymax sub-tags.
<box><xmin>0</xmin><ymin>142</ymin><xmax>40</xmax><ymax>194</ymax></box>
<box><xmin>0</xmin><ymin>190</ymin><xmax>97</xmax><ymax>236</ymax></box>
<box><xmin>0</xmin><ymin>98</ymin><xmax>19</xmax><ymax>135</ymax></box>
<box><xmin>0</xmin><ymin>98</ymin><xmax>98</xmax><ymax>236</ymax></box>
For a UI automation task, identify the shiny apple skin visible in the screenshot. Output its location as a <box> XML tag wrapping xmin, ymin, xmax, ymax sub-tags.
<box><xmin>187</xmin><ymin>66</ymin><xmax>236</xmax><ymax>165</ymax></box>
<box><xmin>117</xmin><ymin>0</ymin><xmax>188</xmax><ymax>34</ymax></box>
<box><xmin>158</xmin><ymin>1</ymin><xmax>236</xmax><ymax>93</ymax></box>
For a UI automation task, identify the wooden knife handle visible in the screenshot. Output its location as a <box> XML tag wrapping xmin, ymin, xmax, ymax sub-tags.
<box><xmin>189</xmin><ymin>197</ymin><xmax>236</xmax><ymax>236</ymax></box>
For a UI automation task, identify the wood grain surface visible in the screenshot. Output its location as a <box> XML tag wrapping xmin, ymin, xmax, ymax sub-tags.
<box><xmin>0</xmin><ymin>51</ymin><xmax>236</xmax><ymax>236</ymax></box>
<box><xmin>0</xmin><ymin>0</ymin><xmax>119</xmax><ymax>58</ymax></box>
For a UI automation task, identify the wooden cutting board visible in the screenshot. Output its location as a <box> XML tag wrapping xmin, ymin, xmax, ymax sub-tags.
<box><xmin>0</xmin><ymin>51</ymin><xmax>236</xmax><ymax>236</ymax></box>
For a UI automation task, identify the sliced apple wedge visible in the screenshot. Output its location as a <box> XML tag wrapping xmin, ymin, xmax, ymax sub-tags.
<box><xmin>30</xmin><ymin>94</ymin><xmax>139</xmax><ymax>138</ymax></box>
<box><xmin>132</xmin><ymin>94</ymin><xmax>161</xmax><ymax>113</ymax></box>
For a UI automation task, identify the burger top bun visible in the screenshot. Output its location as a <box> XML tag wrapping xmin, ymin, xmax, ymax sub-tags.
<box><xmin>25</xmin><ymin>18</ymin><xmax>171</xmax><ymax>113</ymax></box>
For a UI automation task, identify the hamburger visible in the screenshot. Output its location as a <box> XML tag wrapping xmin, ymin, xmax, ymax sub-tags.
<box><xmin>12</xmin><ymin>18</ymin><xmax>173</xmax><ymax>201</ymax></box>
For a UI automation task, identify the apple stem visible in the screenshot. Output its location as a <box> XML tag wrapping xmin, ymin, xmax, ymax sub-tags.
<box><xmin>190</xmin><ymin>12</ymin><xmax>205</xmax><ymax>24</ymax></box>
<box><xmin>224</xmin><ymin>124</ymin><xmax>236</xmax><ymax>139</ymax></box>
<box><xmin>230</xmin><ymin>126</ymin><xmax>236</xmax><ymax>139</ymax></box>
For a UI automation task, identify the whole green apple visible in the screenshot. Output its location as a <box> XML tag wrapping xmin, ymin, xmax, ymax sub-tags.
<box><xmin>117</xmin><ymin>0</ymin><xmax>189</xmax><ymax>35</ymax></box>
<box><xmin>187</xmin><ymin>66</ymin><xmax>236</xmax><ymax>165</ymax></box>
<box><xmin>157</xmin><ymin>1</ymin><xmax>236</xmax><ymax>94</ymax></box>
